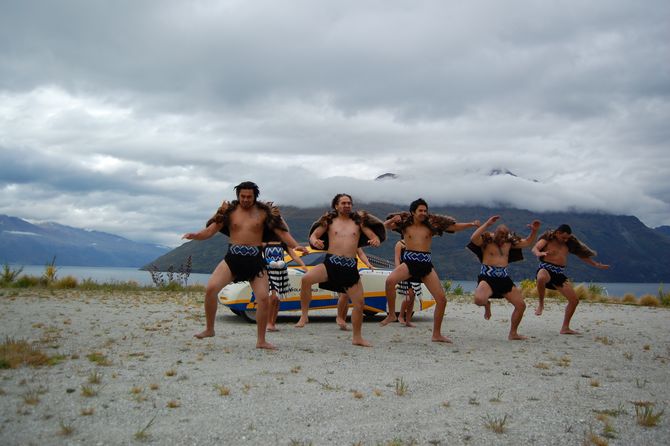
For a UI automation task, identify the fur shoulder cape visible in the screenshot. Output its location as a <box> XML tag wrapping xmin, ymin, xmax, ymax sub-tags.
<box><xmin>308</xmin><ymin>210</ymin><xmax>386</xmax><ymax>250</ymax></box>
<box><xmin>386</xmin><ymin>211</ymin><xmax>457</xmax><ymax>236</ymax></box>
<box><xmin>539</xmin><ymin>230</ymin><xmax>597</xmax><ymax>258</ymax></box>
<box><xmin>205</xmin><ymin>200</ymin><xmax>288</xmax><ymax>242</ymax></box>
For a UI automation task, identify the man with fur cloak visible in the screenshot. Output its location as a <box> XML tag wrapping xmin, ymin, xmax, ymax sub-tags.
<box><xmin>295</xmin><ymin>193</ymin><xmax>385</xmax><ymax>348</ymax></box>
<box><xmin>532</xmin><ymin>224</ymin><xmax>610</xmax><ymax>334</ymax></box>
<box><xmin>182</xmin><ymin>181</ymin><xmax>305</xmax><ymax>349</ymax></box>
<box><xmin>381</xmin><ymin>198</ymin><xmax>480</xmax><ymax>343</ymax></box>
<box><xmin>468</xmin><ymin>215</ymin><xmax>541</xmax><ymax>340</ymax></box>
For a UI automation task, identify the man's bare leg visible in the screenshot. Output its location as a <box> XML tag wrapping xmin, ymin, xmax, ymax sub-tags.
<box><xmin>194</xmin><ymin>260</ymin><xmax>233</xmax><ymax>339</ymax></box>
<box><xmin>348</xmin><ymin>283</ymin><xmax>372</xmax><ymax>347</ymax></box>
<box><xmin>423</xmin><ymin>271</ymin><xmax>451</xmax><ymax>342</ymax></box>
<box><xmin>380</xmin><ymin>265</ymin><xmax>409</xmax><ymax>326</ymax></box>
<box><xmin>473</xmin><ymin>281</ymin><xmax>493</xmax><ymax>320</ymax></box>
<box><xmin>559</xmin><ymin>284</ymin><xmax>580</xmax><ymax>334</ymax></box>
<box><xmin>398</xmin><ymin>298</ymin><xmax>407</xmax><ymax>325</ymax></box>
<box><xmin>336</xmin><ymin>293</ymin><xmax>350</xmax><ymax>330</ymax></box>
<box><xmin>295</xmin><ymin>265</ymin><xmax>328</xmax><ymax>327</ymax></box>
<box><xmin>404</xmin><ymin>293</ymin><xmax>416</xmax><ymax>328</ymax></box>
<box><xmin>535</xmin><ymin>269</ymin><xmax>550</xmax><ymax>316</ymax></box>
<box><xmin>250</xmin><ymin>276</ymin><xmax>276</xmax><ymax>349</ymax></box>
<box><xmin>505</xmin><ymin>288</ymin><xmax>527</xmax><ymax>341</ymax></box>
<box><xmin>267</xmin><ymin>293</ymin><xmax>279</xmax><ymax>332</ymax></box>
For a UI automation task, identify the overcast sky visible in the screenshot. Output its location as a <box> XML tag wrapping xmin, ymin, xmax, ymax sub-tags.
<box><xmin>1</xmin><ymin>0</ymin><xmax>669</xmax><ymax>247</ymax></box>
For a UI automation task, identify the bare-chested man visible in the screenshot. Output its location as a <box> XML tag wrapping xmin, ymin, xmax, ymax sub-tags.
<box><xmin>380</xmin><ymin>198</ymin><xmax>480</xmax><ymax>343</ymax></box>
<box><xmin>182</xmin><ymin>181</ymin><xmax>305</xmax><ymax>349</ymax></box>
<box><xmin>469</xmin><ymin>216</ymin><xmax>541</xmax><ymax>340</ymax></box>
<box><xmin>294</xmin><ymin>194</ymin><xmax>384</xmax><ymax>347</ymax></box>
<box><xmin>532</xmin><ymin>224</ymin><xmax>610</xmax><ymax>335</ymax></box>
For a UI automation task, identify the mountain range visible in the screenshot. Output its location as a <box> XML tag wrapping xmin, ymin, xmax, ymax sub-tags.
<box><xmin>0</xmin><ymin>215</ymin><xmax>169</xmax><ymax>267</ymax></box>
<box><xmin>147</xmin><ymin>204</ymin><xmax>670</xmax><ymax>283</ymax></box>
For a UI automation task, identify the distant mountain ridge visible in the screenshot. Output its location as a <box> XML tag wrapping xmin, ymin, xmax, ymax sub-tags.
<box><xmin>147</xmin><ymin>204</ymin><xmax>670</xmax><ymax>283</ymax></box>
<box><xmin>0</xmin><ymin>215</ymin><xmax>169</xmax><ymax>267</ymax></box>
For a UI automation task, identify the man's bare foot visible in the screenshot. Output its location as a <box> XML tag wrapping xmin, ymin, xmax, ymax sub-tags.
<box><xmin>379</xmin><ymin>315</ymin><xmax>397</xmax><ymax>326</ymax></box>
<box><xmin>336</xmin><ymin>318</ymin><xmax>350</xmax><ymax>331</ymax></box>
<box><xmin>560</xmin><ymin>328</ymin><xmax>580</xmax><ymax>335</ymax></box>
<box><xmin>484</xmin><ymin>302</ymin><xmax>492</xmax><ymax>320</ymax></box>
<box><xmin>431</xmin><ymin>334</ymin><xmax>453</xmax><ymax>343</ymax></box>
<box><xmin>535</xmin><ymin>304</ymin><xmax>544</xmax><ymax>316</ymax></box>
<box><xmin>294</xmin><ymin>317</ymin><xmax>308</xmax><ymax>328</ymax></box>
<box><xmin>194</xmin><ymin>329</ymin><xmax>215</xmax><ymax>339</ymax></box>
<box><xmin>352</xmin><ymin>338</ymin><xmax>372</xmax><ymax>347</ymax></box>
<box><xmin>267</xmin><ymin>325</ymin><xmax>279</xmax><ymax>332</ymax></box>
<box><xmin>398</xmin><ymin>317</ymin><xmax>406</xmax><ymax>325</ymax></box>
<box><xmin>508</xmin><ymin>333</ymin><xmax>528</xmax><ymax>341</ymax></box>
<box><xmin>256</xmin><ymin>341</ymin><xmax>277</xmax><ymax>350</ymax></box>
<box><xmin>405</xmin><ymin>321</ymin><xmax>416</xmax><ymax>328</ymax></box>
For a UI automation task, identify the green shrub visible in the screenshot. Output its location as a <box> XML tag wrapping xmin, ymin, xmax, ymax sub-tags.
<box><xmin>1</xmin><ymin>264</ymin><xmax>24</xmax><ymax>285</ymax></box>
<box><xmin>14</xmin><ymin>275</ymin><xmax>40</xmax><ymax>288</ymax></box>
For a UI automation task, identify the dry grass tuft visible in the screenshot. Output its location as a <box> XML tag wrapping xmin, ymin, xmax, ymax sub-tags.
<box><xmin>214</xmin><ymin>384</ymin><xmax>231</xmax><ymax>396</ymax></box>
<box><xmin>621</xmin><ymin>294</ymin><xmax>637</xmax><ymax>304</ymax></box>
<box><xmin>483</xmin><ymin>414</ymin><xmax>508</xmax><ymax>434</ymax></box>
<box><xmin>633</xmin><ymin>401</ymin><xmax>664</xmax><ymax>427</ymax></box>
<box><xmin>59</xmin><ymin>419</ymin><xmax>75</xmax><ymax>436</ymax></box>
<box><xmin>166</xmin><ymin>399</ymin><xmax>181</xmax><ymax>408</ymax></box>
<box><xmin>352</xmin><ymin>390</ymin><xmax>364</xmax><ymax>399</ymax></box>
<box><xmin>639</xmin><ymin>294</ymin><xmax>660</xmax><ymax>307</ymax></box>
<box><xmin>394</xmin><ymin>377</ymin><xmax>408</xmax><ymax>396</ymax></box>
<box><xmin>86</xmin><ymin>352</ymin><xmax>112</xmax><ymax>366</ymax></box>
<box><xmin>0</xmin><ymin>337</ymin><xmax>51</xmax><ymax>369</ymax></box>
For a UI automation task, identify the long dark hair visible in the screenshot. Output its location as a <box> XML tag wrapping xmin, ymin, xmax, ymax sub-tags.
<box><xmin>234</xmin><ymin>181</ymin><xmax>260</xmax><ymax>201</ymax></box>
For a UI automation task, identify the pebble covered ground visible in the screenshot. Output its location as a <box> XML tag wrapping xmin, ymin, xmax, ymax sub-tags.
<box><xmin>1</xmin><ymin>289</ymin><xmax>668</xmax><ymax>445</ymax></box>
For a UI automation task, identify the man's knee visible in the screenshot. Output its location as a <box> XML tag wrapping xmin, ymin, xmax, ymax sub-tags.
<box><xmin>474</xmin><ymin>293</ymin><xmax>488</xmax><ymax>306</ymax></box>
<box><xmin>254</xmin><ymin>292</ymin><xmax>270</xmax><ymax>304</ymax></box>
<box><xmin>434</xmin><ymin>292</ymin><xmax>446</xmax><ymax>305</ymax></box>
<box><xmin>513</xmin><ymin>298</ymin><xmax>526</xmax><ymax>312</ymax></box>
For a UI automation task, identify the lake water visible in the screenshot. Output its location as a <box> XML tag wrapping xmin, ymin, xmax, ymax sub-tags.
<box><xmin>9</xmin><ymin>265</ymin><xmax>667</xmax><ymax>298</ymax></box>
<box><xmin>12</xmin><ymin>265</ymin><xmax>212</xmax><ymax>287</ymax></box>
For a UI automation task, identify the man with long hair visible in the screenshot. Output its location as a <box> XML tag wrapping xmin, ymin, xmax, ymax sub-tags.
<box><xmin>183</xmin><ymin>181</ymin><xmax>305</xmax><ymax>349</ymax></box>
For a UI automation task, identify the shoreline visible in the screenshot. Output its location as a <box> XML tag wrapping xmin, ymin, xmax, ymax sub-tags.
<box><xmin>1</xmin><ymin>289</ymin><xmax>669</xmax><ymax>445</ymax></box>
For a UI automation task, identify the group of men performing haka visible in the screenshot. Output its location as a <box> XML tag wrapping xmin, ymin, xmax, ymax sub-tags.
<box><xmin>183</xmin><ymin>181</ymin><xmax>609</xmax><ymax>349</ymax></box>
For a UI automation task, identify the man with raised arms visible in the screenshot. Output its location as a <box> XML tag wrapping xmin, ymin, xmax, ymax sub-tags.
<box><xmin>532</xmin><ymin>224</ymin><xmax>610</xmax><ymax>334</ymax></box>
<box><xmin>182</xmin><ymin>181</ymin><xmax>305</xmax><ymax>349</ymax></box>
<box><xmin>469</xmin><ymin>216</ymin><xmax>541</xmax><ymax>340</ymax></box>
<box><xmin>381</xmin><ymin>198</ymin><xmax>480</xmax><ymax>343</ymax></box>
<box><xmin>294</xmin><ymin>193</ymin><xmax>385</xmax><ymax>348</ymax></box>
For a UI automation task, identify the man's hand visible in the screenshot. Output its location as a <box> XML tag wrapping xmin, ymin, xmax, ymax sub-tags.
<box><xmin>368</xmin><ymin>236</ymin><xmax>381</xmax><ymax>247</ymax></box>
<box><xmin>182</xmin><ymin>232</ymin><xmax>197</xmax><ymax>240</ymax></box>
<box><xmin>485</xmin><ymin>215</ymin><xmax>500</xmax><ymax>227</ymax></box>
<box><xmin>529</xmin><ymin>220</ymin><xmax>541</xmax><ymax>230</ymax></box>
<box><xmin>311</xmin><ymin>238</ymin><xmax>325</xmax><ymax>249</ymax></box>
<box><xmin>295</xmin><ymin>245</ymin><xmax>310</xmax><ymax>253</ymax></box>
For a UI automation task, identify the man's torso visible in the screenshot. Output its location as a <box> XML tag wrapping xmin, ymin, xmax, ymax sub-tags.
<box><xmin>228</xmin><ymin>205</ymin><xmax>267</xmax><ymax>245</ymax></box>
<box><xmin>541</xmin><ymin>240</ymin><xmax>569</xmax><ymax>266</ymax></box>
<box><xmin>403</xmin><ymin>223</ymin><xmax>433</xmax><ymax>252</ymax></box>
<box><xmin>326</xmin><ymin>216</ymin><xmax>360</xmax><ymax>257</ymax></box>
<box><xmin>481</xmin><ymin>239</ymin><xmax>513</xmax><ymax>267</ymax></box>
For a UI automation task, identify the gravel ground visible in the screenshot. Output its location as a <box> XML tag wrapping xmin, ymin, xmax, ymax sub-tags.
<box><xmin>1</xmin><ymin>289</ymin><xmax>669</xmax><ymax>445</ymax></box>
